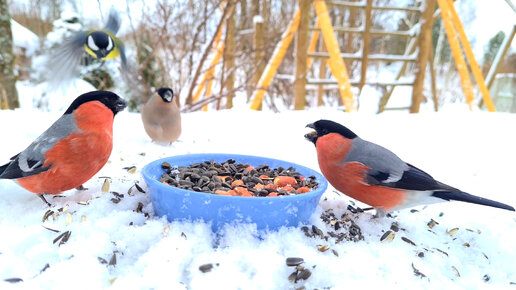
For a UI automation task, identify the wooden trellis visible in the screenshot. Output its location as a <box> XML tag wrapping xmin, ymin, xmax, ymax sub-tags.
<box><xmin>248</xmin><ymin>0</ymin><xmax>496</xmax><ymax>112</ymax></box>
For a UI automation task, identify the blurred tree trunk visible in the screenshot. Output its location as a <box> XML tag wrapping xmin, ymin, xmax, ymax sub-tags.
<box><xmin>224</xmin><ymin>1</ymin><xmax>236</xmax><ymax>109</ymax></box>
<box><xmin>0</xmin><ymin>0</ymin><xmax>19</xmax><ymax>110</ymax></box>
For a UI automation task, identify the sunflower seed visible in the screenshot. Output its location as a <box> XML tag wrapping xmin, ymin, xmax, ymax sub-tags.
<box><xmin>332</xmin><ymin>249</ymin><xmax>339</xmax><ymax>257</ymax></box>
<box><xmin>53</xmin><ymin>231</ymin><xmax>71</xmax><ymax>246</ymax></box>
<box><xmin>380</xmin><ymin>230</ymin><xmax>395</xmax><ymax>242</ymax></box>
<box><xmin>136</xmin><ymin>202</ymin><xmax>143</xmax><ymax>213</ymax></box>
<box><xmin>102</xmin><ymin>179</ymin><xmax>110</xmax><ymax>193</ymax></box>
<box><xmin>109</xmin><ymin>252</ymin><xmax>117</xmax><ymax>266</ymax></box>
<box><xmin>134</xmin><ymin>183</ymin><xmax>145</xmax><ymax>193</ymax></box>
<box><xmin>286</xmin><ymin>257</ymin><xmax>304</xmax><ymax>267</ymax></box>
<box><xmin>124</xmin><ymin>166</ymin><xmax>137</xmax><ymax>174</ymax></box>
<box><xmin>427</xmin><ymin>219</ymin><xmax>438</xmax><ymax>228</ymax></box>
<box><xmin>483</xmin><ymin>274</ymin><xmax>490</xmax><ymax>282</ymax></box>
<box><xmin>312</xmin><ymin>225</ymin><xmax>324</xmax><ymax>237</ymax></box>
<box><xmin>288</xmin><ymin>271</ymin><xmax>297</xmax><ymax>282</ymax></box>
<box><xmin>199</xmin><ymin>263</ymin><xmax>214</xmax><ymax>273</ymax></box>
<box><xmin>42</xmin><ymin>210</ymin><xmax>54</xmax><ymax>222</ymax></box>
<box><xmin>401</xmin><ymin>237</ymin><xmax>416</xmax><ymax>246</ymax></box>
<box><xmin>447</xmin><ymin>228</ymin><xmax>459</xmax><ymax>236</ymax></box>
<box><xmin>297</xmin><ymin>269</ymin><xmax>312</xmax><ymax>281</ymax></box>
<box><xmin>4</xmin><ymin>278</ymin><xmax>23</xmax><ymax>283</ymax></box>
<box><xmin>98</xmin><ymin>257</ymin><xmax>108</xmax><ymax>264</ymax></box>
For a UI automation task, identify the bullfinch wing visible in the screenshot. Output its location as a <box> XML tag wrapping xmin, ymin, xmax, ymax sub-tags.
<box><xmin>0</xmin><ymin>114</ymin><xmax>80</xmax><ymax>179</ymax></box>
<box><xmin>347</xmin><ymin>138</ymin><xmax>456</xmax><ymax>192</ymax></box>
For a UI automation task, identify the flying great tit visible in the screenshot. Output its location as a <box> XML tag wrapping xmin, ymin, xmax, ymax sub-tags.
<box><xmin>45</xmin><ymin>9</ymin><xmax>127</xmax><ymax>85</ymax></box>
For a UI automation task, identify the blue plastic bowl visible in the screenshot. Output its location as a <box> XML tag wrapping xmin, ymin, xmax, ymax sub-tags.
<box><xmin>142</xmin><ymin>153</ymin><xmax>328</xmax><ymax>232</ymax></box>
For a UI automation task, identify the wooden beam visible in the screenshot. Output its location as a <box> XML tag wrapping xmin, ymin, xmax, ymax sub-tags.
<box><xmin>308</xmin><ymin>52</ymin><xmax>417</xmax><ymax>62</ymax></box>
<box><xmin>310</xmin><ymin>26</ymin><xmax>416</xmax><ymax>38</ymax></box>
<box><xmin>359</xmin><ymin>0</ymin><xmax>373</xmax><ymax>93</ymax></box>
<box><xmin>318</xmin><ymin>38</ymin><xmax>326</xmax><ymax>106</ymax></box>
<box><xmin>294</xmin><ymin>0</ymin><xmax>310</xmax><ymax>110</ymax></box>
<box><xmin>446</xmin><ymin>0</ymin><xmax>495</xmax><ymax>112</ymax></box>
<box><xmin>328</xmin><ymin>1</ymin><xmax>422</xmax><ymax>12</ymax></box>
<box><xmin>377</xmin><ymin>37</ymin><xmax>417</xmax><ymax>113</ymax></box>
<box><xmin>437</xmin><ymin>0</ymin><xmax>475</xmax><ymax>111</ymax></box>
<box><xmin>485</xmin><ymin>25</ymin><xmax>516</xmax><ymax>89</ymax></box>
<box><xmin>250</xmin><ymin>10</ymin><xmax>301</xmax><ymax>110</ymax></box>
<box><xmin>410</xmin><ymin>0</ymin><xmax>436</xmax><ymax>113</ymax></box>
<box><xmin>313</xmin><ymin>0</ymin><xmax>355</xmax><ymax>111</ymax></box>
<box><xmin>224</xmin><ymin>3</ymin><xmax>236</xmax><ymax>109</ymax></box>
<box><xmin>428</xmin><ymin>46</ymin><xmax>439</xmax><ymax>112</ymax></box>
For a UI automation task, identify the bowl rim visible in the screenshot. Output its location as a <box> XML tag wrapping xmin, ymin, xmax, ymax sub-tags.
<box><xmin>141</xmin><ymin>153</ymin><xmax>328</xmax><ymax>200</ymax></box>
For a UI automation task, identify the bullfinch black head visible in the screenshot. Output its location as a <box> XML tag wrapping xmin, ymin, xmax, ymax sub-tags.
<box><xmin>305</xmin><ymin>119</ymin><xmax>358</xmax><ymax>144</ymax></box>
<box><xmin>157</xmin><ymin>87</ymin><xmax>174</xmax><ymax>103</ymax></box>
<box><xmin>87</xmin><ymin>31</ymin><xmax>114</xmax><ymax>58</ymax></box>
<box><xmin>64</xmin><ymin>90</ymin><xmax>127</xmax><ymax>116</ymax></box>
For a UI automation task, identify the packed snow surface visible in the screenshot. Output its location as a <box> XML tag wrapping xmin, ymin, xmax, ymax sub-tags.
<box><xmin>0</xmin><ymin>105</ymin><xmax>515</xmax><ymax>289</ymax></box>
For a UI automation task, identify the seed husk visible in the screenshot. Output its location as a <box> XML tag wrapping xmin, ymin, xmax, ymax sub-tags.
<box><xmin>427</xmin><ymin>219</ymin><xmax>438</xmax><ymax>228</ymax></box>
<box><xmin>109</xmin><ymin>252</ymin><xmax>117</xmax><ymax>266</ymax></box>
<box><xmin>452</xmin><ymin>266</ymin><xmax>460</xmax><ymax>277</ymax></box>
<box><xmin>53</xmin><ymin>230</ymin><xmax>71</xmax><ymax>246</ymax></box>
<box><xmin>42</xmin><ymin>210</ymin><xmax>54</xmax><ymax>222</ymax></box>
<box><xmin>4</xmin><ymin>278</ymin><xmax>23</xmax><ymax>283</ymax></box>
<box><xmin>380</xmin><ymin>230</ymin><xmax>396</xmax><ymax>242</ymax></box>
<box><xmin>136</xmin><ymin>202</ymin><xmax>143</xmax><ymax>213</ymax></box>
<box><xmin>296</xmin><ymin>269</ymin><xmax>312</xmax><ymax>281</ymax></box>
<box><xmin>447</xmin><ymin>228</ymin><xmax>459</xmax><ymax>236</ymax></box>
<box><xmin>66</xmin><ymin>213</ymin><xmax>72</xmax><ymax>225</ymax></box>
<box><xmin>134</xmin><ymin>183</ymin><xmax>146</xmax><ymax>193</ymax></box>
<box><xmin>401</xmin><ymin>236</ymin><xmax>416</xmax><ymax>246</ymax></box>
<box><xmin>286</xmin><ymin>257</ymin><xmax>304</xmax><ymax>267</ymax></box>
<box><xmin>317</xmin><ymin>245</ymin><xmax>330</xmax><ymax>252</ymax></box>
<box><xmin>412</xmin><ymin>263</ymin><xmax>427</xmax><ymax>278</ymax></box>
<box><xmin>101</xmin><ymin>179</ymin><xmax>110</xmax><ymax>193</ymax></box>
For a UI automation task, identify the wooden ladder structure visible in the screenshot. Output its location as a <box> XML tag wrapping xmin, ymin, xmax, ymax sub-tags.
<box><xmin>248</xmin><ymin>0</ymin><xmax>496</xmax><ymax>113</ymax></box>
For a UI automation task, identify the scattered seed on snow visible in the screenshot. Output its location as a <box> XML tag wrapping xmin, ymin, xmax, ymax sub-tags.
<box><xmin>286</xmin><ymin>257</ymin><xmax>304</xmax><ymax>267</ymax></box>
<box><xmin>380</xmin><ymin>230</ymin><xmax>395</xmax><ymax>243</ymax></box>
<box><xmin>102</xmin><ymin>179</ymin><xmax>110</xmax><ymax>193</ymax></box>
<box><xmin>447</xmin><ymin>228</ymin><xmax>459</xmax><ymax>236</ymax></box>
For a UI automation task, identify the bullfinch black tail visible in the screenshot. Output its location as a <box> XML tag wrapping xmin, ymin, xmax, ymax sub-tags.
<box><xmin>0</xmin><ymin>162</ymin><xmax>8</xmax><ymax>177</ymax></box>
<box><xmin>432</xmin><ymin>191</ymin><xmax>515</xmax><ymax>211</ymax></box>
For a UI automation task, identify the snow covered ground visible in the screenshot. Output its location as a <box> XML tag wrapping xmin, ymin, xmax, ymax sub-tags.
<box><xmin>0</xmin><ymin>100</ymin><xmax>515</xmax><ymax>289</ymax></box>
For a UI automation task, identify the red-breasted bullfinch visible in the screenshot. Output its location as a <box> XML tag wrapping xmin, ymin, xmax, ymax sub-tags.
<box><xmin>305</xmin><ymin>119</ymin><xmax>515</xmax><ymax>214</ymax></box>
<box><xmin>0</xmin><ymin>91</ymin><xmax>126</xmax><ymax>205</ymax></box>
<box><xmin>141</xmin><ymin>87</ymin><xmax>181</xmax><ymax>144</ymax></box>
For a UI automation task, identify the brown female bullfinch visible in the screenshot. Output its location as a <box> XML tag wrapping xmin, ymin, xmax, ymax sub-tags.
<box><xmin>0</xmin><ymin>91</ymin><xmax>126</xmax><ymax>205</ymax></box>
<box><xmin>141</xmin><ymin>87</ymin><xmax>182</xmax><ymax>144</ymax></box>
<box><xmin>305</xmin><ymin>119</ymin><xmax>515</xmax><ymax>215</ymax></box>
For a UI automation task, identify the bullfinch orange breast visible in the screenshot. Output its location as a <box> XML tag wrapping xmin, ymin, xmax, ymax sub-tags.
<box><xmin>0</xmin><ymin>91</ymin><xmax>126</xmax><ymax>205</ymax></box>
<box><xmin>305</xmin><ymin>119</ymin><xmax>515</xmax><ymax>213</ymax></box>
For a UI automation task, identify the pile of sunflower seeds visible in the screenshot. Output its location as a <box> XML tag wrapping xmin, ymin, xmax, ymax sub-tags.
<box><xmin>159</xmin><ymin>159</ymin><xmax>319</xmax><ymax>196</ymax></box>
<box><xmin>300</xmin><ymin>209</ymin><xmax>364</xmax><ymax>243</ymax></box>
